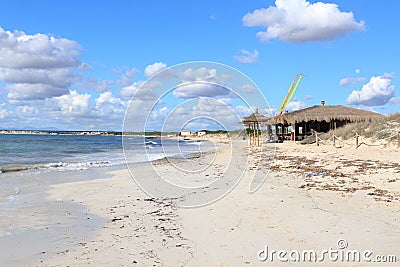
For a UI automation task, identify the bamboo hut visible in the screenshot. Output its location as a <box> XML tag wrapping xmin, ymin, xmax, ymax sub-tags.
<box><xmin>242</xmin><ymin>108</ymin><xmax>268</xmax><ymax>146</ymax></box>
<box><xmin>266</xmin><ymin>102</ymin><xmax>385</xmax><ymax>141</ymax></box>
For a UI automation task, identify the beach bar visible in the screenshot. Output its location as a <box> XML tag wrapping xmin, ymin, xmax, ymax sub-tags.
<box><xmin>266</xmin><ymin>102</ymin><xmax>384</xmax><ymax>141</ymax></box>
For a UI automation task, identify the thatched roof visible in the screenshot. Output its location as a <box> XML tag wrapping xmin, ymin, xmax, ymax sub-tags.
<box><xmin>267</xmin><ymin>105</ymin><xmax>385</xmax><ymax>125</ymax></box>
<box><xmin>242</xmin><ymin>109</ymin><xmax>269</xmax><ymax>125</ymax></box>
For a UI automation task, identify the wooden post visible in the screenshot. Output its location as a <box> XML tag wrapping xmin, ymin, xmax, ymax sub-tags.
<box><xmin>247</xmin><ymin>125</ymin><xmax>250</xmax><ymax>146</ymax></box>
<box><xmin>333</xmin><ymin>134</ymin><xmax>336</xmax><ymax>147</ymax></box>
<box><xmin>256</xmin><ymin>124</ymin><xmax>259</xmax><ymax>147</ymax></box>
<box><xmin>291</xmin><ymin>123</ymin><xmax>295</xmax><ymax>141</ymax></box>
<box><xmin>316</xmin><ymin>132</ymin><xmax>319</xmax><ymax>146</ymax></box>
<box><xmin>255</xmin><ymin>123</ymin><xmax>258</xmax><ymax>146</ymax></box>
<box><xmin>355</xmin><ymin>133</ymin><xmax>359</xmax><ymax>148</ymax></box>
<box><xmin>253</xmin><ymin>123</ymin><xmax>256</xmax><ymax>146</ymax></box>
<box><xmin>398</xmin><ymin>132</ymin><xmax>400</xmax><ymax>148</ymax></box>
<box><xmin>250</xmin><ymin>124</ymin><xmax>253</xmax><ymax>146</ymax></box>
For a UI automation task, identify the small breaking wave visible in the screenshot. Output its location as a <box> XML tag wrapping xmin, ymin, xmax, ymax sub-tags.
<box><xmin>145</xmin><ymin>141</ymin><xmax>159</xmax><ymax>145</ymax></box>
<box><xmin>184</xmin><ymin>141</ymin><xmax>203</xmax><ymax>146</ymax></box>
<box><xmin>8</xmin><ymin>188</ymin><xmax>20</xmax><ymax>203</ymax></box>
<box><xmin>0</xmin><ymin>160</ymin><xmax>118</xmax><ymax>175</ymax></box>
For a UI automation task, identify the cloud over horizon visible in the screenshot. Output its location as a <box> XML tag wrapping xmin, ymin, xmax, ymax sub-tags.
<box><xmin>0</xmin><ymin>103</ymin><xmax>8</xmax><ymax>119</ymax></box>
<box><xmin>243</xmin><ymin>0</ymin><xmax>365</xmax><ymax>43</ymax></box>
<box><xmin>144</xmin><ymin>62</ymin><xmax>167</xmax><ymax>77</ymax></box>
<box><xmin>0</xmin><ymin>26</ymin><xmax>142</xmax><ymax>130</ymax></box>
<box><xmin>286</xmin><ymin>99</ymin><xmax>306</xmax><ymax>111</ymax></box>
<box><xmin>346</xmin><ymin>74</ymin><xmax>395</xmax><ymax>106</ymax></box>
<box><xmin>54</xmin><ymin>90</ymin><xmax>91</xmax><ymax>116</ymax></box>
<box><xmin>0</xmin><ymin>26</ymin><xmax>84</xmax><ymax>100</ymax></box>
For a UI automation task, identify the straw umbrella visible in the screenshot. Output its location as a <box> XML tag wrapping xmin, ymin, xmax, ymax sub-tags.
<box><xmin>242</xmin><ymin>108</ymin><xmax>268</xmax><ymax>146</ymax></box>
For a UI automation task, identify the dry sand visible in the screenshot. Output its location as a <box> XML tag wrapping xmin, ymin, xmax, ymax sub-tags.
<box><xmin>2</xmin><ymin>139</ymin><xmax>400</xmax><ymax>266</ymax></box>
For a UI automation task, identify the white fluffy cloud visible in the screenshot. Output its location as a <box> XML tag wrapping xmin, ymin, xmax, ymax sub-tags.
<box><xmin>346</xmin><ymin>74</ymin><xmax>395</xmax><ymax>106</ymax></box>
<box><xmin>236</xmin><ymin>84</ymin><xmax>258</xmax><ymax>94</ymax></box>
<box><xmin>120</xmin><ymin>81</ymin><xmax>159</xmax><ymax>100</ymax></box>
<box><xmin>119</xmin><ymin>67</ymin><xmax>140</xmax><ymax>87</ymax></box>
<box><xmin>0</xmin><ymin>28</ymin><xmax>81</xmax><ymax>69</ymax></box>
<box><xmin>192</xmin><ymin>98</ymin><xmax>259</xmax><ymax>130</ymax></box>
<box><xmin>169</xmin><ymin>67</ymin><xmax>235</xmax><ymax>99</ymax></box>
<box><xmin>6</xmin><ymin>83</ymin><xmax>71</xmax><ymax>100</ymax></box>
<box><xmin>94</xmin><ymin>91</ymin><xmax>127</xmax><ymax>117</ymax></box>
<box><xmin>16</xmin><ymin>105</ymin><xmax>38</xmax><ymax>116</ymax></box>
<box><xmin>43</xmin><ymin>90</ymin><xmax>127</xmax><ymax>128</ymax></box>
<box><xmin>74</xmin><ymin>67</ymin><xmax>139</xmax><ymax>93</ymax></box>
<box><xmin>0</xmin><ymin>103</ymin><xmax>8</xmax><ymax>119</ymax></box>
<box><xmin>0</xmin><ymin>26</ymin><xmax>84</xmax><ymax>100</ymax></box>
<box><xmin>144</xmin><ymin>62</ymin><xmax>167</xmax><ymax>77</ymax></box>
<box><xmin>233</xmin><ymin>49</ymin><xmax>259</xmax><ymax>63</ymax></box>
<box><xmin>389</xmin><ymin>97</ymin><xmax>400</xmax><ymax>105</ymax></box>
<box><xmin>286</xmin><ymin>99</ymin><xmax>306</xmax><ymax>111</ymax></box>
<box><xmin>148</xmin><ymin>106</ymin><xmax>170</xmax><ymax>122</ymax></box>
<box><xmin>243</xmin><ymin>0</ymin><xmax>365</xmax><ymax>43</ymax></box>
<box><xmin>120</xmin><ymin>81</ymin><xmax>144</xmax><ymax>99</ymax></box>
<box><xmin>178</xmin><ymin>67</ymin><xmax>230</xmax><ymax>84</ymax></box>
<box><xmin>339</xmin><ymin>77</ymin><xmax>366</xmax><ymax>86</ymax></box>
<box><xmin>0</xmin><ymin>109</ymin><xmax>8</xmax><ymax>119</ymax></box>
<box><xmin>55</xmin><ymin>90</ymin><xmax>91</xmax><ymax>115</ymax></box>
<box><xmin>161</xmin><ymin>98</ymin><xmax>249</xmax><ymax>131</ymax></box>
<box><xmin>96</xmin><ymin>91</ymin><xmax>124</xmax><ymax>107</ymax></box>
<box><xmin>173</xmin><ymin>83</ymin><xmax>231</xmax><ymax>99</ymax></box>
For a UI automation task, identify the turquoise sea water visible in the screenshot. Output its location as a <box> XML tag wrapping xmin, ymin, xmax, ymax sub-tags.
<box><xmin>0</xmin><ymin>134</ymin><xmax>211</xmax><ymax>174</ymax></box>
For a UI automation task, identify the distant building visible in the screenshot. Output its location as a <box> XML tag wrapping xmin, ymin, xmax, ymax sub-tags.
<box><xmin>197</xmin><ymin>130</ymin><xmax>207</xmax><ymax>137</ymax></box>
<box><xmin>180</xmin><ymin>130</ymin><xmax>191</xmax><ymax>136</ymax></box>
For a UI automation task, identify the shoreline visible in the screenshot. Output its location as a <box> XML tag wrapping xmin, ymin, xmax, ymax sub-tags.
<box><xmin>0</xmin><ymin>136</ymin><xmax>217</xmax><ymax>176</ymax></box>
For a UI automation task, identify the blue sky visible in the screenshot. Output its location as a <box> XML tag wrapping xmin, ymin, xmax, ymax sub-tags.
<box><xmin>0</xmin><ymin>0</ymin><xmax>399</xmax><ymax>131</ymax></box>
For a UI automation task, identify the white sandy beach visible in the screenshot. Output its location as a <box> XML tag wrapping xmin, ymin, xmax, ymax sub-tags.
<box><xmin>1</xmin><ymin>139</ymin><xmax>400</xmax><ymax>266</ymax></box>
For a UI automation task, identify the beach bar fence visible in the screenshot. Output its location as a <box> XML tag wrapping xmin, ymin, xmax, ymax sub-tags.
<box><xmin>355</xmin><ymin>132</ymin><xmax>359</xmax><ymax>149</ymax></box>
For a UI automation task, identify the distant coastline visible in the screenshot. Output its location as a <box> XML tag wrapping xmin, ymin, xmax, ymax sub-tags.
<box><xmin>0</xmin><ymin>129</ymin><xmax>230</xmax><ymax>137</ymax></box>
<box><xmin>0</xmin><ymin>129</ymin><xmax>123</xmax><ymax>136</ymax></box>
<box><xmin>0</xmin><ymin>130</ymin><xmax>179</xmax><ymax>136</ymax></box>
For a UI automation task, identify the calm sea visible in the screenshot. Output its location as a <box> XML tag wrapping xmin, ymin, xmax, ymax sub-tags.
<box><xmin>0</xmin><ymin>134</ymin><xmax>212</xmax><ymax>175</ymax></box>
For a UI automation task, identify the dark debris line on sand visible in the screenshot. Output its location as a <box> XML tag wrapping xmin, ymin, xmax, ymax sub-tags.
<box><xmin>256</xmin><ymin>148</ymin><xmax>400</xmax><ymax>203</ymax></box>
